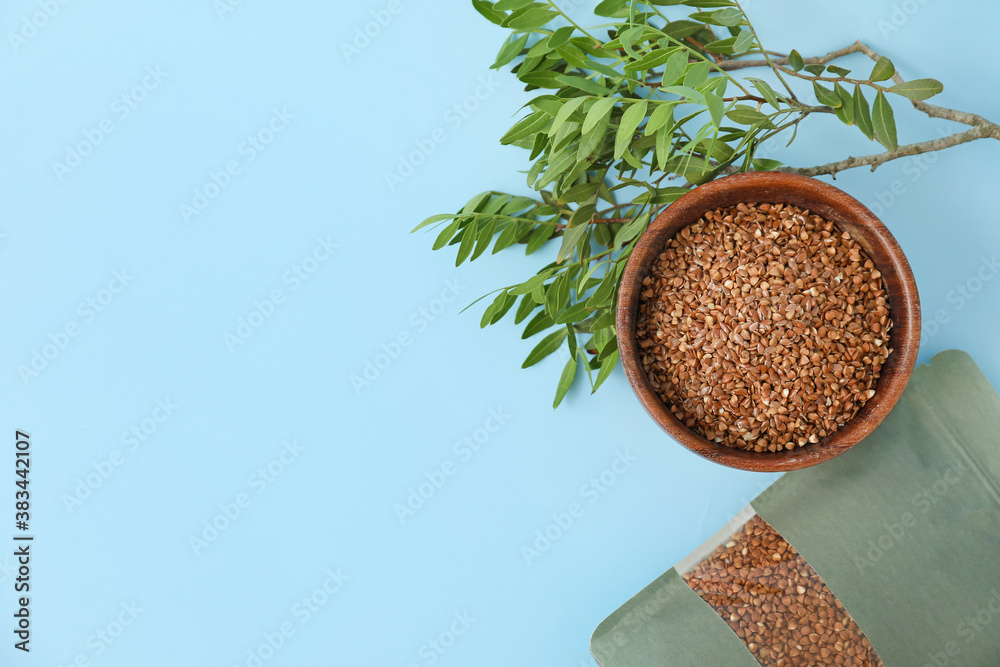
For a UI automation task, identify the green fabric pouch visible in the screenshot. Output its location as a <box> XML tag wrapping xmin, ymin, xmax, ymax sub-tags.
<box><xmin>592</xmin><ymin>350</ymin><xmax>1000</xmax><ymax>666</ymax></box>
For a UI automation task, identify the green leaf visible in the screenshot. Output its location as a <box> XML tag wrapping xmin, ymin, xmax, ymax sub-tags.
<box><xmin>522</xmin><ymin>309</ymin><xmax>554</xmax><ymax>338</ymax></box>
<box><xmin>587</xmin><ymin>273</ymin><xmax>618</xmax><ymax>309</ymax></box>
<box><xmin>676</xmin><ymin>0</ymin><xmax>734</xmax><ymax>6</ymax></box>
<box><xmin>481</xmin><ymin>193</ymin><xmax>513</xmax><ymax>215</ymax></box>
<box><xmin>633</xmin><ymin>187</ymin><xmax>688</xmax><ymax>206</ymax></box>
<box><xmin>593</xmin><ymin>349</ymin><xmax>619</xmax><ymax>392</ymax></box>
<box><xmin>526</xmin><ymin>223</ymin><xmax>556</xmax><ymax>254</ymax></box>
<box><xmin>492</xmin><ymin>292</ymin><xmax>518</xmax><ymax>325</ymax></box>
<box><xmin>582</xmin><ymin>98</ymin><xmax>616</xmax><ymax>135</ymax></box>
<box><xmin>557</xmin><ymin>223</ymin><xmax>589</xmax><ymax>263</ymax></box>
<box><xmin>510</xmin><ymin>271</ymin><xmax>552</xmax><ymax>296</ymax></box>
<box><xmin>547</xmin><ymin>25</ymin><xmax>574</xmax><ymax>49</ymax></box>
<box><xmin>472</xmin><ymin>0</ymin><xmax>507</xmax><ymax>25</ymax></box>
<box><xmin>522</xmin><ymin>328</ymin><xmax>567</xmax><ymax>368</ymax></box>
<box><xmin>655</xmin><ymin>126</ymin><xmax>671</xmax><ymax>171</ymax></box>
<box><xmin>658</xmin><ymin>85</ymin><xmax>705</xmax><ymax>105</ymax></box>
<box><xmin>616</xmin><ymin>25</ymin><xmax>645</xmax><ymax>57</ymax></box>
<box><xmin>752</xmin><ymin>157</ymin><xmax>783</xmax><ymax>171</ymax></box>
<box><xmin>872</xmin><ymin>91</ymin><xmax>898</xmax><ymax>151</ymax></box>
<box><xmin>553</xmin><ymin>356</ymin><xmax>578</xmax><ymax>407</ymax></box>
<box><xmin>578</xmin><ymin>115</ymin><xmax>610</xmax><ymax>161</ymax></box>
<box><xmin>732</xmin><ymin>29</ymin><xmax>753</xmax><ymax>54</ymax></box>
<box><xmin>514</xmin><ymin>293</ymin><xmax>539</xmax><ymax>324</ymax></box>
<box><xmin>565</xmin><ymin>324</ymin><xmax>577</xmax><ymax>363</ymax></box>
<box><xmin>623</xmin><ymin>48</ymin><xmax>678</xmax><ymax>73</ymax></box>
<box><xmin>455</xmin><ymin>219</ymin><xmax>478</xmax><ymax>266</ymax></box>
<box><xmin>614</xmin><ymin>212</ymin><xmax>649</xmax><ymax>251</ymax></box>
<box><xmin>594</xmin><ymin>328</ymin><xmax>616</xmax><ymax>357</ymax></box>
<box><xmin>579</xmin><ymin>57</ymin><xmax>625</xmax><ymax>80</ymax></box>
<box><xmin>411</xmin><ymin>213</ymin><xmax>453</xmax><ymax>233</ymax></box>
<box><xmin>705</xmin><ymin>92</ymin><xmax>724</xmax><ymax>128</ymax></box>
<box><xmin>548</xmin><ymin>96</ymin><xmax>586</xmax><ymax>136</ymax></box>
<box><xmin>803</xmin><ymin>64</ymin><xmax>826</xmax><ymax>76</ymax></box>
<box><xmin>536</xmin><ymin>151</ymin><xmax>577</xmax><ymax>189</ymax></box>
<box><xmin>569</xmin><ymin>202</ymin><xmax>596</xmax><ymax>228</ymax></box>
<box><xmin>507</xmin><ymin>7</ymin><xmax>559</xmax><ymax>29</ymax></box>
<box><xmin>529</xmin><ymin>131</ymin><xmax>548</xmax><ymax>160</ymax></box>
<box><xmin>888</xmin><ymin>78</ymin><xmax>944</xmax><ymax>101</ymax></box>
<box><xmin>690</xmin><ymin>7</ymin><xmax>742</xmax><ymax>26</ymax></box>
<box><xmin>854</xmin><ymin>85</ymin><xmax>874</xmax><ymax>140</ymax></box>
<box><xmin>576</xmin><ymin>261</ymin><xmax>602</xmax><ymax>294</ymax></box>
<box><xmin>462</xmin><ymin>191</ymin><xmax>492</xmax><ymax>214</ymax></box>
<box><xmin>660</xmin><ymin>50</ymin><xmax>687</xmax><ymax>86</ymax></box>
<box><xmin>589</xmin><ymin>309</ymin><xmax>614</xmax><ymax>332</ymax></box>
<box><xmin>788</xmin><ymin>50</ymin><xmax>804</xmax><ymax>72</ymax></box>
<box><xmin>834</xmin><ymin>83</ymin><xmax>854</xmax><ymax>125</ymax></box>
<box><xmin>500</xmin><ymin>111</ymin><xmax>549</xmax><ymax>145</ymax></box>
<box><xmin>870</xmin><ymin>56</ymin><xmax>895</xmax><ymax>82</ymax></box>
<box><xmin>683</xmin><ymin>61</ymin><xmax>710</xmax><ymax>89</ymax></box>
<box><xmin>531</xmin><ymin>95</ymin><xmax>565</xmax><ymax>117</ymax></box>
<box><xmin>555</xmin><ymin>74</ymin><xmax>610</xmax><ymax>96</ymax></box>
<box><xmin>494</xmin><ymin>0</ymin><xmax>533</xmax><ymax>9</ymax></box>
<box><xmin>481</xmin><ymin>290</ymin><xmax>508</xmax><ymax>328</ymax></box>
<box><xmin>615</xmin><ymin>100</ymin><xmax>648</xmax><ymax>159</ymax></box>
<box><xmin>555</xmin><ymin>302</ymin><xmax>590</xmax><ymax>325</ymax></box>
<box><xmin>594</xmin><ymin>0</ymin><xmax>629</xmax><ymax>17</ymax></box>
<box><xmin>492</xmin><ymin>221</ymin><xmax>523</xmax><ymax>254</ymax></box>
<box><xmin>747</xmin><ymin>77</ymin><xmax>781</xmax><ymax>109</ymax></box>
<box><xmin>492</xmin><ymin>33</ymin><xmax>529</xmax><ymax>69</ymax></box>
<box><xmin>813</xmin><ymin>82</ymin><xmax>842</xmax><ymax>108</ymax></box>
<box><xmin>545</xmin><ymin>273</ymin><xmax>570</xmax><ymax>317</ymax></box>
<box><xmin>702</xmin><ymin>36</ymin><xmax>737</xmax><ymax>55</ymax></box>
<box><xmin>471</xmin><ymin>217</ymin><xmax>497</xmax><ymax>260</ymax></box>
<box><xmin>519</xmin><ymin>70</ymin><xmax>564</xmax><ymax>89</ymax></box>
<box><xmin>645</xmin><ymin>103</ymin><xmax>675</xmax><ymax>136</ymax></box>
<box><xmin>502</xmin><ymin>196</ymin><xmax>537</xmax><ymax>214</ymax></box>
<box><xmin>726</xmin><ymin>105</ymin><xmax>774</xmax><ymax>127</ymax></box>
<box><xmin>560</xmin><ymin>182</ymin><xmax>599</xmax><ymax>203</ymax></box>
<box><xmin>432</xmin><ymin>219</ymin><xmax>462</xmax><ymax>250</ymax></box>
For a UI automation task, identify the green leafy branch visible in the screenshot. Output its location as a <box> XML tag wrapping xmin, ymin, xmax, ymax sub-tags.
<box><xmin>413</xmin><ymin>0</ymin><xmax>999</xmax><ymax>408</ymax></box>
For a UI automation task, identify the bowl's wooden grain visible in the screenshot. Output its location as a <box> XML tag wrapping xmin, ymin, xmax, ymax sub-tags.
<box><xmin>616</xmin><ymin>172</ymin><xmax>920</xmax><ymax>472</ymax></box>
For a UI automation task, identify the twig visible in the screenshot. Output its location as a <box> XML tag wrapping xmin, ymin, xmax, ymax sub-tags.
<box><xmin>716</xmin><ymin>41</ymin><xmax>865</xmax><ymax>71</ymax></box>
<box><xmin>780</xmin><ymin>125</ymin><xmax>999</xmax><ymax>178</ymax></box>
<box><xmin>731</xmin><ymin>0</ymin><xmax>797</xmax><ymax>99</ymax></box>
<box><xmin>685</xmin><ymin>36</ymin><xmax>715</xmax><ymax>62</ymax></box>
<box><xmin>715</xmin><ymin>39</ymin><xmax>1000</xmax><ymax>177</ymax></box>
<box><xmin>555</xmin><ymin>217</ymin><xmax>630</xmax><ymax>232</ymax></box>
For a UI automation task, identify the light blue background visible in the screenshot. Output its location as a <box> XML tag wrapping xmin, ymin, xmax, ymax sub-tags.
<box><xmin>2</xmin><ymin>1</ymin><xmax>998</xmax><ymax>665</ymax></box>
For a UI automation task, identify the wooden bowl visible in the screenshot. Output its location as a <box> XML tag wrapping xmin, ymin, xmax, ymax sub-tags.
<box><xmin>616</xmin><ymin>172</ymin><xmax>920</xmax><ymax>472</ymax></box>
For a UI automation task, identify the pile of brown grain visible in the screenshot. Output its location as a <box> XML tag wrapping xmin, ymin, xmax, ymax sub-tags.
<box><xmin>636</xmin><ymin>202</ymin><xmax>892</xmax><ymax>452</ymax></box>
<box><xmin>683</xmin><ymin>515</ymin><xmax>883</xmax><ymax>666</ymax></box>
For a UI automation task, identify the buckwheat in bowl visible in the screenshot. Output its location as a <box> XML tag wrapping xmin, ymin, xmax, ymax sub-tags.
<box><xmin>616</xmin><ymin>172</ymin><xmax>920</xmax><ymax>472</ymax></box>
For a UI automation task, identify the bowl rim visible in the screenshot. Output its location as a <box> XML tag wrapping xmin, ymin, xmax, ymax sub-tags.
<box><xmin>615</xmin><ymin>171</ymin><xmax>921</xmax><ymax>472</ymax></box>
